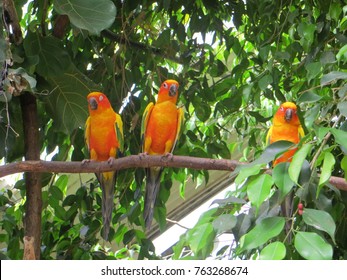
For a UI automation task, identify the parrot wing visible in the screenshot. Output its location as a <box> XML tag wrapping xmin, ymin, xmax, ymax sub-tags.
<box><xmin>84</xmin><ymin>116</ymin><xmax>91</xmax><ymax>150</ymax></box>
<box><xmin>115</xmin><ymin>113</ymin><xmax>124</xmax><ymax>157</ymax></box>
<box><xmin>171</xmin><ymin>106</ymin><xmax>184</xmax><ymax>153</ymax></box>
<box><xmin>266</xmin><ymin>125</ymin><xmax>273</xmax><ymax>145</ymax></box>
<box><xmin>141</xmin><ymin>102</ymin><xmax>154</xmax><ymax>152</ymax></box>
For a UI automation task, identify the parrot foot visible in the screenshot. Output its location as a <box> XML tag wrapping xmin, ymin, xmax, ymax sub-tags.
<box><xmin>82</xmin><ymin>159</ymin><xmax>93</xmax><ymax>165</ymax></box>
<box><xmin>162</xmin><ymin>152</ymin><xmax>174</xmax><ymax>162</ymax></box>
<box><xmin>139</xmin><ymin>152</ymin><xmax>148</xmax><ymax>160</ymax></box>
<box><xmin>107</xmin><ymin>157</ymin><xmax>116</xmax><ymax>166</ymax></box>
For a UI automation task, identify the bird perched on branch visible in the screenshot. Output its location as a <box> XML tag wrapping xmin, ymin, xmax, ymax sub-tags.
<box><xmin>85</xmin><ymin>92</ymin><xmax>124</xmax><ymax>240</ymax></box>
<box><xmin>141</xmin><ymin>80</ymin><xmax>184</xmax><ymax>230</ymax></box>
<box><xmin>266</xmin><ymin>101</ymin><xmax>304</xmax><ymax>238</ymax></box>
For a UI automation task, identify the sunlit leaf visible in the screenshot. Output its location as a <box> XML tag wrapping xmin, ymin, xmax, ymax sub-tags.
<box><xmin>318</xmin><ymin>151</ymin><xmax>335</xmax><ymax>190</ymax></box>
<box><xmin>186</xmin><ymin>223</ymin><xmax>215</xmax><ymax>258</ymax></box>
<box><xmin>246</xmin><ymin>174</ymin><xmax>273</xmax><ymax>212</ymax></box>
<box><xmin>54</xmin><ymin>0</ymin><xmax>117</xmax><ymax>34</ymax></box>
<box><xmin>259</xmin><ymin>241</ymin><xmax>286</xmax><ymax>260</ymax></box>
<box><xmin>294</xmin><ymin>232</ymin><xmax>333</xmax><ymax>260</ymax></box>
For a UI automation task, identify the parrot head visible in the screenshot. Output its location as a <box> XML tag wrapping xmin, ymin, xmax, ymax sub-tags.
<box><xmin>87</xmin><ymin>92</ymin><xmax>112</xmax><ymax>114</ymax></box>
<box><xmin>157</xmin><ymin>79</ymin><xmax>179</xmax><ymax>103</ymax></box>
<box><xmin>274</xmin><ymin>102</ymin><xmax>300</xmax><ymax>125</ymax></box>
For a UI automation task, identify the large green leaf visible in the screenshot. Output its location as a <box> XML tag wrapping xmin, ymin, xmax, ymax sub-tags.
<box><xmin>23</xmin><ymin>32</ymin><xmax>71</xmax><ymax>78</ymax></box>
<box><xmin>239</xmin><ymin>217</ymin><xmax>285</xmax><ymax>252</ymax></box>
<box><xmin>54</xmin><ymin>0</ymin><xmax>117</xmax><ymax>34</ymax></box>
<box><xmin>321</xmin><ymin>71</ymin><xmax>347</xmax><ymax>86</ymax></box>
<box><xmin>45</xmin><ymin>69</ymin><xmax>99</xmax><ymax>134</ymax></box>
<box><xmin>259</xmin><ymin>241</ymin><xmax>286</xmax><ymax>260</ymax></box>
<box><xmin>294</xmin><ymin>232</ymin><xmax>333</xmax><ymax>260</ymax></box>
<box><xmin>272</xmin><ymin>162</ymin><xmax>294</xmax><ymax>200</ymax></box>
<box><xmin>302</xmin><ymin>208</ymin><xmax>336</xmax><ymax>243</ymax></box>
<box><xmin>330</xmin><ymin>128</ymin><xmax>347</xmax><ymax>152</ymax></box>
<box><xmin>212</xmin><ymin>214</ymin><xmax>237</xmax><ymax>234</ymax></box>
<box><xmin>288</xmin><ymin>143</ymin><xmax>312</xmax><ymax>184</ymax></box>
<box><xmin>246</xmin><ymin>174</ymin><xmax>273</xmax><ymax>212</ymax></box>
<box><xmin>186</xmin><ymin>223</ymin><xmax>215</xmax><ymax>258</ymax></box>
<box><xmin>318</xmin><ymin>151</ymin><xmax>335</xmax><ymax>190</ymax></box>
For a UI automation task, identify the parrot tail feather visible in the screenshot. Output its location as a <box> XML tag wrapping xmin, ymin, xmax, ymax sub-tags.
<box><xmin>97</xmin><ymin>172</ymin><xmax>116</xmax><ymax>240</ymax></box>
<box><xmin>144</xmin><ymin>167</ymin><xmax>162</xmax><ymax>230</ymax></box>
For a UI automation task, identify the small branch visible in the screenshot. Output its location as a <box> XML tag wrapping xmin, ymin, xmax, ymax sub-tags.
<box><xmin>101</xmin><ymin>30</ymin><xmax>185</xmax><ymax>65</ymax></box>
<box><xmin>0</xmin><ymin>155</ymin><xmax>346</xmax><ymax>191</ymax></box>
<box><xmin>166</xmin><ymin>218</ymin><xmax>190</xmax><ymax>230</ymax></box>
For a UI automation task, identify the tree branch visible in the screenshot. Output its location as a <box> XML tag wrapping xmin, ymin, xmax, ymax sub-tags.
<box><xmin>0</xmin><ymin>155</ymin><xmax>346</xmax><ymax>191</ymax></box>
<box><xmin>101</xmin><ymin>30</ymin><xmax>185</xmax><ymax>65</ymax></box>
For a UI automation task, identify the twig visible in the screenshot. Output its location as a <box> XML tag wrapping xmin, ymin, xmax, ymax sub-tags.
<box><xmin>166</xmin><ymin>218</ymin><xmax>191</xmax><ymax>230</ymax></box>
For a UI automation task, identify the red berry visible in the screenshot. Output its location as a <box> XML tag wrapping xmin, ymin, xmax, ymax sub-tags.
<box><xmin>298</xmin><ymin>203</ymin><xmax>304</xmax><ymax>210</ymax></box>
<box><xmin>298</xmin><ymin>209</ymin><xmax>303</xmax><ymax>215</ymax></box>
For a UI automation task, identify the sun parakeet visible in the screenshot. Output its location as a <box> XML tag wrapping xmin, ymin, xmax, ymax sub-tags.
<box><xmin>266</xmin><ymin>101</ymin><xmax>304</xmax><ymax>238</ymax></box>
<box><xmin>85</xmin><ymin>92</ymin><xmax>124</xmax><ymax>240</ymax></box>
<box><xmin>141</xmin><ymin>80</ymin><xmax>184</xmax><ymax>230</ymax></box>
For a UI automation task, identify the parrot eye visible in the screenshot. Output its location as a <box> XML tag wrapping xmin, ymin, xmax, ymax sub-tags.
<box><xmin>99</xmin><ymin>95</ymin><xmax>104</xmax><ymax>102</ymax></box>
<box><xmin>163</xmin><ymin>82</ymin><xmax>168</xmax><ymax>88</ymax></box>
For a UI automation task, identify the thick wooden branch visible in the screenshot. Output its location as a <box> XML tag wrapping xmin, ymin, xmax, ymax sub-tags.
<box><xmin>1</xmin><ymin>155</ymin><xmax>346</xmax><ymax>191</ymax></box>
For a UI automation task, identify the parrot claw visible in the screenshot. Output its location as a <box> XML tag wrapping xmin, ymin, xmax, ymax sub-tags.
<box><xmin>162</xmin><ymin>152</ymin><xmax>174</xmax><ymax>162</ymax></box>
<box><xmin>139</xmin><ymin>152</ymin><xmax>148</xmax><ymax>160</ymax></box>
<box><xmin>107</xmin><ymin>157</ymin><xmax>116</xmax><ymax>166</ymax></box>
<box><xmin>82</xmin><ymin>159</ymin><xmax>93</xmax><ymax>165</ymax></box>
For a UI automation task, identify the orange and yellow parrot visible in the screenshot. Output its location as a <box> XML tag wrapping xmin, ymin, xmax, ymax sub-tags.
<box><xmin>266</xmin><ymin>101</ymin><xmax>304</xmax><ymax>237</ymax></box>
<box><xmin>85</xmin><ymin>92</ymin><xmax>124</xmax><ymax>240</ymax></box>
<box><xmin>141</xmin><ymin>80</ymin><xmax>184</xmax><ymax>230</ymax></box>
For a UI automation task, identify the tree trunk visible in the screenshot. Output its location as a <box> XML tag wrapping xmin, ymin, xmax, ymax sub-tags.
<box><xmin>20</xmin><ymin>92</ymin><xmax>42</xmax><ymax>259</ymax></box>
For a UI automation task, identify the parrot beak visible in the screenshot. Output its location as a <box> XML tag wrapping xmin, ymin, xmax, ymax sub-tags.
<box><xmin>89</xmin><ymin>97</ymin><xmax>98</xmax><ymax>110</ymax></box>
<box><xmin>169</xmin><ymin>84</ymin><xmax>178</xmax><ymax>97</ymax></box>
<box><xmin>284</xmin><ymin>108</ymin><xmax>293</xmax><ymax>122</ymax></box>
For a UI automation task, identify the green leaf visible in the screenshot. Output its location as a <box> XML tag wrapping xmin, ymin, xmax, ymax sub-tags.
<box><xmin>247</xmin><ymin>174</ymin><xmax>273</xmax><ymax>212</ymax></box>
<box><xmin>302</xmin><ymin>208</ymin><xmax>336</xmax><ymax>243</ymax></box>
<box><xmin>341</xmin><ymin>156</ymin><xmax>347</xmax><ymax>180</ymax></box>
<box><xmin>212</xmin><ymin>214</ymin><xmax>237</xmax><ymax>234</ymax></box>
<box><xmin>54</xmin><ymin>0</ymin><xmax>117</xmax><ymax>34</ymax></box>
<box><xmin>258</xmin><ymin>74</ymin><xmax>273</xmax><ymax>90</ymax></box>
<box><xmin>186</xmin><ymin>223</ymin><xmax>215</xmax><ymax>258</ymax></box>
<box><xmin>318</xmin><ymin>151</ymin><xmax>335</xmax><ymax>188</ymax></box>
<box><xmin>337</xmin><ymin>101</ymin><xmax>347</xmax><ymax>117</ymax></box>
<box><xmin>336</xmin><ymin>44</ymin><xmax>347</xmax><ymax>63</ymax></box>
<box><xmin>294</xmin><ymin>232</ymin><xmax>333</xmax><ymax>260</ymax></box>
<box><xmin>239</xmin><ymin>217</ymin><xmax>285</xmax><ymax>252</ymax></box>
<box><xmin>45</xmin><ymin>68</ymin><xmax>99</xmax><ymax>134</ymax></box>
<box><xmin>288</xmin><ymin>143</ymin><xmax>312</xmax><ymax>184</ymax></box>
<box><xmin>273</xmin><ymin>162</ymin><xmax>294</xmax><ymax>200</ymax></box>
<box><xmin>297</xmin><ymin>91</ymin><xmax>322</xmax><ymax>103</ymax></box>
<box><xmin>305</xmin><ymin>62</ymin><xmax>321</xmax><ymax>83</ymax></box>
<box><xmin>234</xmin><ymin>164</ymin><xmax>262</xmax><ymax>185</ymax></box>
<box><xmin>23</xmin><ymin>32</ymin><xmax>72</xmax><ymax>78</ymax></box>
<box><xmin>259</xmin><ymin>241</ymin><xmax>286</xmax><ymax>260</ymax></box>
<box><xmin>330</xmin><ymin>128</ymin><xmax>347</xmax><ymax>151</ymax></box>
<box><xmin>321</xmin><ymin>71</ymin><xmax>347</xmax><ymax>86</ymax></box>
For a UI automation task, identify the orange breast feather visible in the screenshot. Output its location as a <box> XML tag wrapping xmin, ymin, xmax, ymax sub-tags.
<box><xmin>89</xmin><ymin>112</ymin><xmax>118</xmax><ymax>161</ymax></box>
<box><xmin>145</xmin><ymin>101</ymin><xmax>178</xmax><ymax>155</ymax></box>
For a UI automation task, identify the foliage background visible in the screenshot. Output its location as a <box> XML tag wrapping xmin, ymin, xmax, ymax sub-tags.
<box><xmin>1</xmin><ymin>0</ymin><xmax>347</xmax><ymax>260</ymax></box>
